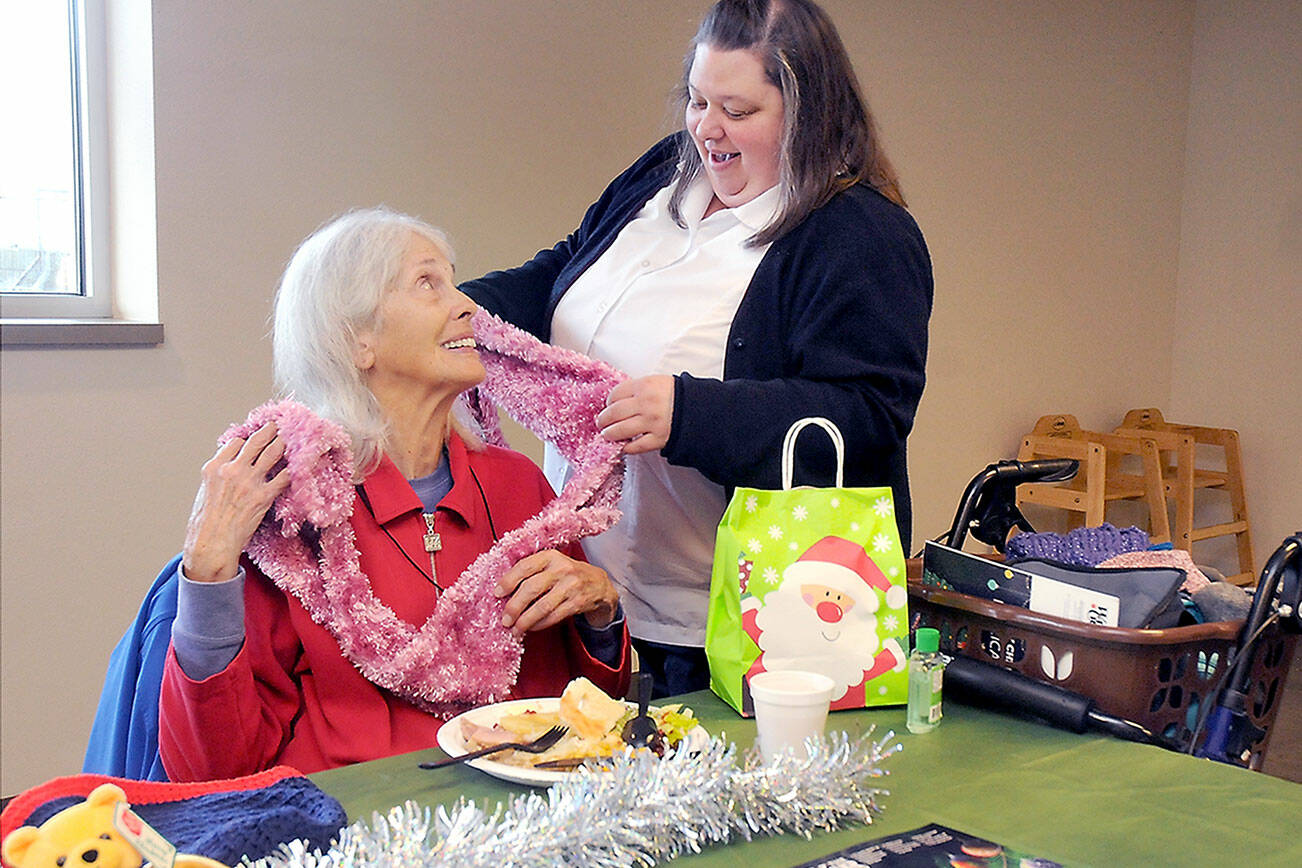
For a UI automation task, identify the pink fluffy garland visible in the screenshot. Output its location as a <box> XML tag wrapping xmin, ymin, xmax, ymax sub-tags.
<box><xmin>223</xmin><ymin>309</ymin><xmax>626</xmax><ymax>713</ymax></box>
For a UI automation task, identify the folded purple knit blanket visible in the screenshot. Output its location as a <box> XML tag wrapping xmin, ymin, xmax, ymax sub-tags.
<box><xmin>1005</xmin><ymin>523</ymin><xmax>1150</xmax><ymax>567</ymax></box>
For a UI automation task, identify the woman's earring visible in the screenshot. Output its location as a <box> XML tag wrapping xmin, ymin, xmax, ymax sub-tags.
<box><xmin>354</xmin><ymin>341</ymin><xmax>375</xmax><ymax>371</ymax></box>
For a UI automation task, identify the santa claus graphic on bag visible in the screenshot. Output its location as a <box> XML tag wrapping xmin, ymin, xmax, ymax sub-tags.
<box><xmin>741</xmin><ymin>535</ymin><xmax>907</xmax><ymax>710</ymax></box>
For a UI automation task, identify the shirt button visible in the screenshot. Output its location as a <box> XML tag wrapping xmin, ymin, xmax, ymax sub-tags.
<box><xmin>641</xmin><ymin>260</ymin><xmax>651</xmax><ymax>268</ymax></box>
<box><xmin>732</xmin><ymin>337</ymin><xmax>746</xmax><ymax>349</ymax></box>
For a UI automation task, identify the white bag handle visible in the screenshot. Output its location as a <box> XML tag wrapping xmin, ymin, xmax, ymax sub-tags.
<box><xmin>780</xmin><ymin>416</ymin><xmax>845</xmax><ymax>490</ymax></box>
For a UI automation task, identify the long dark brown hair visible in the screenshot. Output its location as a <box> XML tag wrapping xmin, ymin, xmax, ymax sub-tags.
<box><xmin>669</xmin><ymin>0</ymin><xmax>905</xmax><ymax>246</ymax></box>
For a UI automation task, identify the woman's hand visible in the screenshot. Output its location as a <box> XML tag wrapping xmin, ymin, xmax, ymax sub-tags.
<box><xmin>597</xmin><ymin>374</ymin><xmax>674</xmax><ymax>455</ymax></box>
<box><xmin>182</xmin><ymin>423</ymin><xmax>291</xmax><ymax>584</ymax></box>
<box><xmin>494</xmin><ymin>550</ymin><xmax>620</xmax><ymax>634</ymax></box>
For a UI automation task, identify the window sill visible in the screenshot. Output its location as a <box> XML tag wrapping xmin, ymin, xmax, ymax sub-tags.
<box><xmin>0</xmin><ymin>318</ymin><xmax>164</xmax><ymax>347</ymax></box>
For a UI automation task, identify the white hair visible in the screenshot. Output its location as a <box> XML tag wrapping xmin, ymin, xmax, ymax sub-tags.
<box><xmin>272</xmin><ymin>207</ymin><xmax>477</xmax><ymax>478</ymax></box>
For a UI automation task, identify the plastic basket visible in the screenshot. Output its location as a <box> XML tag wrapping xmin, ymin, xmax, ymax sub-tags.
<box><xmin>906</xmin><ymin>571</ymin><xmax>1296</xmax><ymax>769</ymax></box>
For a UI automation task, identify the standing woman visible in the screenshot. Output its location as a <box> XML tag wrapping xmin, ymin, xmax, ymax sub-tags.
<box><xmin>462</xmin><ymin>0</ymin><xmax>932</xmax><ymax>697</ymax></box>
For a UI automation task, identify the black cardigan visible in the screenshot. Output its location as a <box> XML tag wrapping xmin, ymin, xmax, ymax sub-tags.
<box><xmin>461</xmin><ymin>134</ymin><xmax>932</xmax><ymax>543</ymax></box>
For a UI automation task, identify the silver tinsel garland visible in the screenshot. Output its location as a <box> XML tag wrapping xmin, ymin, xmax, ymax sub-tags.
<box><xmin>247</xmin><ymin>729</ymin><xmax>899</xmax><ymax>868</ymax></box>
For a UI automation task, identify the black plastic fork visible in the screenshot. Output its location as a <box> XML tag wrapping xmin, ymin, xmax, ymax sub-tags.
<box><xmin>419</xmin><ymin>725</ymin><xmax>568</xmax><ymax>769</ymax></box>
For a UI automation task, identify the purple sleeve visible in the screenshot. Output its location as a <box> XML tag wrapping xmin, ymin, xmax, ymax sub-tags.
<box><xmin>573</xmin><ymin>602</ymin><xmax>626</xmax><ymax>668</ymax></box>
<box><xmin>172</xmin><ymin>564</ymin><xmax>246</xmax><ymax>679</ymax></box>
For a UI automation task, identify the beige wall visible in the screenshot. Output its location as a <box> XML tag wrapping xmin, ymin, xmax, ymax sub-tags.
<box><xmin>1171</xmin><ymin>0</ymin><xmax>1302</xmax><ymax>570</ymax></box>
<box><xmin>1</xmin><ymin>0</ymin><xmax>1295</xmax><ymax>794</ymax></box>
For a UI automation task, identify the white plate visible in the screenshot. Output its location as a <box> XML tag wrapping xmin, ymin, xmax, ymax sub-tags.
<box><xmin>436</xmin><ymin>696</ymin><xmax>708</xmax><ymax>787</ymax></box>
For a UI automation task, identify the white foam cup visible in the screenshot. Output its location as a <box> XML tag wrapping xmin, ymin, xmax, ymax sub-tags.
<box><xmin>748</xmin><ymin>669</ymin><xmax>836</xmax><ymax>762</ymax></box>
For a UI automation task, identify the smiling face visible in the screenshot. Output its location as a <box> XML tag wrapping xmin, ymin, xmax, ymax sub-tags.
<box><xmin>800</xmin><ymin>583</ymin><xmax>856</xmax><ymax>624</ymax></box>
<box><xmin>355</xmin><ymin>232</ymin><xmax>484</xmax><ymax>404</ymax></box>
<box><xmin>685</xmin><ymin>43</ymin><xmax>785</xmax><ymax>211</ymax></box>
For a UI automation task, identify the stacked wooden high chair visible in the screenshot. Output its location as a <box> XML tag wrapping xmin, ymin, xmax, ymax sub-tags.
<box><xmin>1015</xmin><ymin>414</ymin><xmax>1173</xmax><ymax>545</ymax></box>
<box><xmin>1015</xmin><ymin>409</ymin><xmax>1255</xmax><ymax>585</ymax></box>
<box><xmin>1114</xmin><ymin>408</ymin><xmax>1255</xmax><ymax>584</ymax></box>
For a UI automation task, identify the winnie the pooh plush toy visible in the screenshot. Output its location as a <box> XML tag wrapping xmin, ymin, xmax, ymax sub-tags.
<box><xmin>2</xmin><ymin>784</ymin><xmax>227</xmax><ymax>868</ymax></box>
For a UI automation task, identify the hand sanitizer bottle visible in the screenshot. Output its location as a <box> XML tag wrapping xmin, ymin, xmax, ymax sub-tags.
<box><xmin>907</xmin><ymin>627</ymin><xmax>945</xmax><ymax>734</ymax></box>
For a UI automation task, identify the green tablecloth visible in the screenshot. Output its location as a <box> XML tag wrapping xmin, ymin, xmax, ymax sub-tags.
<box><xmin>310</xmin><ymin>690</ymin><xmax>1302</xmax><ymax>867</ymax></box>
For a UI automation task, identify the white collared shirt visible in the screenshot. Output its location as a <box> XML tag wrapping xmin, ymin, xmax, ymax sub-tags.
<box><xmin>546</xmin><ymin>176</ymin><xmax>778</xmax><ymax>645</ymax></box>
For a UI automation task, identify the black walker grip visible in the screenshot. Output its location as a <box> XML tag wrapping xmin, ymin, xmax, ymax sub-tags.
<box><xmin>944</xmin><ymin>655</ymin><xmax>1095</xmax><ymax>733</ymax></box>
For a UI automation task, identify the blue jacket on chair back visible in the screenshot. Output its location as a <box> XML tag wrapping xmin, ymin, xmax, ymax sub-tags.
<box><xmin>83</xmin><ymin>554</ymin><xmax>181</xmax><ymax>781</ymax></box>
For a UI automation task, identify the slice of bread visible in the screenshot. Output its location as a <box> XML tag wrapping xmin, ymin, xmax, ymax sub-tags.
<box><xmin>558</xmin><ymin>676</ymin><xmax>627</xmax><ymax>739</ymax></box>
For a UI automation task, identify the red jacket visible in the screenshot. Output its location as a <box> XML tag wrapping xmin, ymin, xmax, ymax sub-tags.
<box><xmin>159</xmin><ymin>434</ymin><xmax>630</xmax><ymax>780</ymax></box>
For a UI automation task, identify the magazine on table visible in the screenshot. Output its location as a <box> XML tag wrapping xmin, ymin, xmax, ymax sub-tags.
<box><xmin>794</xmin><ymin>822</ymin><xmax>1061</xmax><ymax>867</ymax></box>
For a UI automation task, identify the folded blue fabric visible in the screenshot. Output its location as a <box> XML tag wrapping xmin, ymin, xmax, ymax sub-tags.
<box><xmin>5</xmin><ymin>771</ymin><xmax>345</xmax><ymax>865</ymax></box>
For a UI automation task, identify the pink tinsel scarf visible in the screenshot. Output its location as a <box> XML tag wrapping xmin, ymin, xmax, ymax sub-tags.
<box><xmin>224</xmin><ymin>310</ymin><xmax>626</xmax><ymax>713</ymax></box>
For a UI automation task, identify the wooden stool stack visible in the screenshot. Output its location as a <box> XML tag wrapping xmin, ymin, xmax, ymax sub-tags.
<box><xmin>1114</xmin><ymin>408</ymin><xmax>1255</xmax><ymax>585</ymax></box>
<box><xmin>1015</xmin><ymin>414</ymin><xmax>1172</xmax><ymax>545</ymax></box>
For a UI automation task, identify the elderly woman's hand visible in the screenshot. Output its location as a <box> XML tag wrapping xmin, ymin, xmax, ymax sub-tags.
<box><xmin>494</xmin><ymin>550</ymin><xmax>620</xmax><ymax>634</ymax></box>
<box><xmin>597</xmin><ymin>374</ymin><xmax>675</xmax><ymax>455</ymax></box>
<box><xmin>182</xmin><ymin>423</ymin><xmax>291</xmax><ymax>584</ymax></box>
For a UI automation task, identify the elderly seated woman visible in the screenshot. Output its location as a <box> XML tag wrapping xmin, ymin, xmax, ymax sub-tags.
<box><xmin>159</xmin><ymin>208</ymin><xmax>630</xmax><ymax>781</ymax></box>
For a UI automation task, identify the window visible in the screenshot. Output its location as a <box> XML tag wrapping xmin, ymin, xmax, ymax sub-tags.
<box><xmin>1</xmin><ymin>0</ymin><xmax>161</xmax><ymax>344</ymax></box>
<box><xmin>1</xmin><ymin>0</ymin><xmax>106</xmax><ymax>317</ymax></box>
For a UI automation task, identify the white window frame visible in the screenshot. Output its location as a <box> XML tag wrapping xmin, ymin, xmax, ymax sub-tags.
<box><xmin>1</xmin><ymin>0</ymin><xmax>162</xmax><ymax>346</ymax></box>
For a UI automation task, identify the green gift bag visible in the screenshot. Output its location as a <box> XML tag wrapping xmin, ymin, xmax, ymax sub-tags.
<box><xmin>705</xmin><ymin>417</ymin><xmax>910</xmax><ymax>716</ymax></box>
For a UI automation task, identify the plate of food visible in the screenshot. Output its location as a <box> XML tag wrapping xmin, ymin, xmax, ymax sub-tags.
<box><xmin>436</xmin><ymin>676</ymin><xmax>707</xmax><ymax>786</ymax></box>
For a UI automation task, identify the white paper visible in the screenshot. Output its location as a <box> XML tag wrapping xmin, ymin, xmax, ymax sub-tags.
<box><xmin>1028</xmin><ymin>574</ymin><xmax>1120</xmax><ymax>626</ymax></box>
